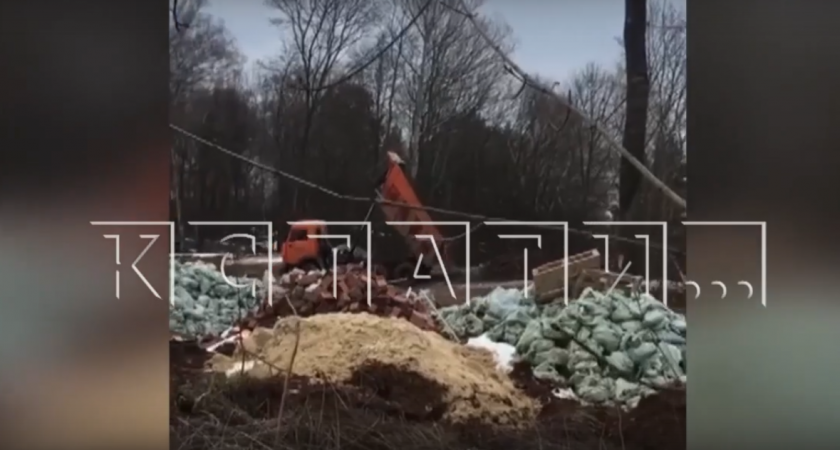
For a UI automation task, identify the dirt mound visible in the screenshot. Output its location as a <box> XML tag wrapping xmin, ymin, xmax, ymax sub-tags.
<box><xmin>210</xmin><ymin>312</ymin><xmax>538</xmax><ymax>426</ymax></box>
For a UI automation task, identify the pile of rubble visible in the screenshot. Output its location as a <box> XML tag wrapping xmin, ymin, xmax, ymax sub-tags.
<box><xmin>170</xmin><ymin>260</ymin><xmax>441</xmax><ymax>341</ymax></box>
<box><xmin>250</xmin><ymin>264</ymin><xmax>439</xmax><ymax>332</ymax></box>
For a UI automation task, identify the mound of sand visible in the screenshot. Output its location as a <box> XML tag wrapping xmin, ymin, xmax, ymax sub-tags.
<box><xmin>209</xmin><ymin>313</ymin><xmax>538</xmax><ymax>426</ymax></box>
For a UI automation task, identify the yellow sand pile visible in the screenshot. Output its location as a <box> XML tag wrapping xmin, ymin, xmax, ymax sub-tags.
<box><xmin>210</xmin><ymin>313</ymin><xmax>537</xmax><ymax>426</ymax></box>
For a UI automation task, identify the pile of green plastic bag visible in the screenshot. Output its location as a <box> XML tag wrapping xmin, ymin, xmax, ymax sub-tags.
<box><xmin>169</xmin><ymin>261</ymin><xmax>264</xmax><ymax>337</ymax></box>
<box><xmin>439</xmin><ymin>286</ymin><xmax>686</xmax><ymax>408</ymax></box>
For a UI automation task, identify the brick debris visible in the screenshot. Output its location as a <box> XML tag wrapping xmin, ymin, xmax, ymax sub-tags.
<box><xmin>241</xmin><ymin>264</ymin><xmax>439</xmax><ymax>332</ymax></box>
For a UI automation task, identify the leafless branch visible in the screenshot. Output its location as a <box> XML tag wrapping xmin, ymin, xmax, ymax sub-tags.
<box><xmin>171</xmin><ymin>0</ymin><xmax>191</xmax><ymax>32</ymax></box>
<box><xmin>297</xmin><ymin>0</ymin><xmax>434</xmax><ymax>92</ymax></box>
<box><xmin>445</xmin><ymin>0</ymin><xmax>687</xmax><ymax>210</ymax></box>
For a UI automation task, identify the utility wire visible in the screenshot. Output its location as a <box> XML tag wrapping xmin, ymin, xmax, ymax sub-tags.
<box><xmin>169</xmin><ymin>124</ymin><xmax>682</xmax><ymax>255</ymax></box>
<box><xmin>444</xmin><ymin>0</ymin><xmax>687</xmax><ymax>210</ymax></box>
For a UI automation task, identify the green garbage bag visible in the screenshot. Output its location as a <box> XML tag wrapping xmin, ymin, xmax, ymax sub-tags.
<box><xmin>627</xmin><ymin>342</ymin><xmax>658</xmax><ymax>364</ymax></box>
<box><xmin>533</xmin><ymin>347</ymin><xmax>570</xmax><ymax>367</ymax></box>
<box><xmin>606</xmin><ymin>351</ymin><xmax>634</xmax><ymax>374</ymax></box>
<box><xmin>642</xmin><ymin>309</ymin><xmax>668</xmax><ymax>330</ymax></box>
<box><xmin>592</xmin><ymin>323</ymin><xmax>621</xmax><ymax>352</ymax></box>
<box><xmin>515</xmin><ymin>319</ymin><xmax>544</xmax><ymax>354</ymax></box>
<box><xmin>533</xmin><ymin>361</ymin><xmax>565</xmax><ymax>384</ymax></box>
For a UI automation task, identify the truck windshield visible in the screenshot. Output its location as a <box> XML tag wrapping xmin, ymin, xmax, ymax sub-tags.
<box><xmin>288</xmin><ymin>228</ymin><xmax>309</xmax><ymax>241</ymax></box>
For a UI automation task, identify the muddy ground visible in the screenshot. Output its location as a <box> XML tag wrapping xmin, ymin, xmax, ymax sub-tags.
<box><xmin>171</xmin><ymin>339</ymin><xmax>685</xmax><ymax>450</ymax></box>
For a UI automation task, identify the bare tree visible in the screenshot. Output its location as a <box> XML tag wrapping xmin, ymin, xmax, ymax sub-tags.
<box><xmin>504</xmin><ymin>75</ymin><xmax>570</xmax><ymax>215</ymax></box>
<box><xmin>167</xmin><ymin>0</ymin><xmax>686</xmax><ymax>261</ymax></box>
<box><xmin>169</xmin><ymin>0</ymin><xmax>242</xmax><ymax>106</ymax></box>
<box><xmin>566</xmin><ymin>64</ymin><xmax>624</xmax><ymax>214</ymax></box>
<box><xmin>345</xmin><ymin>21</ymin><xmax>408</xmax><ymax>165</ymax></box>
<box><xmin>169</xmin><ymin>0</ymin><xmax>242</xmax><ymax>247</ymax></box>
<box><xmin>502</xmin><ymin>65</ymin><xmax>624</xmax><ymax>219</ymax></box>
<box><xmin>647</xmin><ymin>2</ymin><xmax>686</xmax><ymax>151</ymax></box>
<box><xmin>643</xmin><ymin>1</ymin><xmax>686</xmax><ymax>219</ymax></box>
<box><xmin>264</xmin><ymin>0</ymin><xmax>381</xmax><ymax>211</ymax></box>
<box><xmin>395</xmin><ymin>0</ymin><xmax>511</xmax><ymax>186</ymax></box>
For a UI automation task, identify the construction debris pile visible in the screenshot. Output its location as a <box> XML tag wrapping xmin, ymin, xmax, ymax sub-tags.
<box><xmin>170</xmin><ymin>261</ymin><xmax>263</xmax><ymax>337</ymax></box>
<box><xmin>169</xmin><ymin>251</ymin><xmax>687</xmax><ymax>412</ymax></box>
<box><xmin>169</xmin><ymin>261</ymin><xmax>440</xmax><ymax>339</ymax></box>
<box><xmin>257</xmin><ymin>265</ymin><xmax>438</xmax><ymax>332</ymax></box>
<box><xmin>439</xmin><ymin>286</ymin><xmax>686</xmax><ymax>408</ymax></box>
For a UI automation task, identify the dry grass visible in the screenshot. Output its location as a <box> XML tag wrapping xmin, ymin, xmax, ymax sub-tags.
<box><xmin>170</xmin><ymin>364</ymin><xmax>684</xmax><ymax>450</ymax></box>
<box><xmin>174</xmin><ymin>375</ymin><xmax>580</xmax><ymax>450</ymax></box>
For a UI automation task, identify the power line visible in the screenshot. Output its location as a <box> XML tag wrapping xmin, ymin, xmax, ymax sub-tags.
<box><xmin>444</xmin><ymin>0</ymin><xmax>687</xmax><ymax>210</ymax></box>
<box><xmin>169</xmin><ymin>124</ymin><xmax>683</xmax><ymax>255</ymax></box>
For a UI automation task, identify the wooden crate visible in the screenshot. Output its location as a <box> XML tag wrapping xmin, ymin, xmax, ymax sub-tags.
<box><xmin>532</xmin><ymin>249</ymin><xmax>601</xmax><ymax>302</ymax></box>
<box><xmin>537</xmin><ymin>266</ymin><xmax>687</xmax><ymax>304</ymax></box>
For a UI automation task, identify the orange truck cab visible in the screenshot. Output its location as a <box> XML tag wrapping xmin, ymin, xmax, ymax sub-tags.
<box><xmin>277</xmin><ymin>221</ymin><xmax>332</xmax><ymax>271</ymax></box>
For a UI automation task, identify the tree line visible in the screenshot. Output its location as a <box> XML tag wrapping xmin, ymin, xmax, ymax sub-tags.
<box><xmin>169</xmin><ymin>0</ymin><xmax>686</xmax><ymax>268</ymax></box>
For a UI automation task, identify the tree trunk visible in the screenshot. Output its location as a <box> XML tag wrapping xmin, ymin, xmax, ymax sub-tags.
<box><xmin>619</xmin><ymin>0</ymin><xmax>650</xmax><ymax>273</ymax></box>
<box><xmin>172</xmin><ymin>148</ymin><xmax>185</xmax><ymax>251</ymax></box>
<box><xmin>619</xmin><ymin>0</ymin><xmax>650</xmax><ymax>218</ymax></box>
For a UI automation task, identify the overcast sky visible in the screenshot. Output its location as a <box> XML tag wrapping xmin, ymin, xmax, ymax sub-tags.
<box><xmin>205</xmin><ymin>0</ymin><xmax>685</xmax><ymax>85</ymax></box>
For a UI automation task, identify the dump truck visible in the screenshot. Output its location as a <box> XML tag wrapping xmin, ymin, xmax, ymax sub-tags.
<box><xmin>275</xmin><ymin>151</ymin><xmax>453</xmax><ymax>280</ymax></box>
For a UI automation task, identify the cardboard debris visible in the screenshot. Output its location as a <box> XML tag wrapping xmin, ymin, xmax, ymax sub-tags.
<box><xmin>243</xmin><ymin>264</ymin><xmax>439</xmax><ymax>333</ymax></box>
